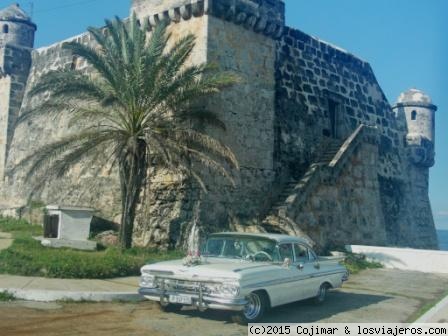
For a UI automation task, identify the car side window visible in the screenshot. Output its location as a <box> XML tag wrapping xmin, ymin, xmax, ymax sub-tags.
<box><xmin>308</xmin><ymin>248</ymin><xmax>317</xmax><ymax>262</ymax></box>
<box><xmin>278</xmin><ymin>243</ymin><xmax>294</xmax><ymax>261</ymax></box>
<box><xmin>294</xmin><ymin>244</ymin><xmax>308</xmax><ymax>263</ymax></box>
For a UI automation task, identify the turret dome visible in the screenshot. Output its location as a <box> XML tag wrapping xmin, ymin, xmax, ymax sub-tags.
<box><xmin>0</xmin><ymin>4</ymin><xmax>32</xmax><ymax>23</ymax></box>
<box><xmin>397</xmin><ymin>88</ymin><xmax>432</xmax><ymax>105</ymax></box>
<box><xmin>0</xmin><ymin>4</ymin><xmax>30</xmax><ymax>22</ymax></box>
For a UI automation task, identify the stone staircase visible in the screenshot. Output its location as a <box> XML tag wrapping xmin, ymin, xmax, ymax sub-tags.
<box><xmin>268</xmin><ymin>140</ymin><xmax>343</xmax><ymax>214</ymax></box>
<box><xmin>317</xmin><ymin>140</ymin><xmax>344</xmax><ymax>164</ymax></box>
<box><xmin>266</xmin><ymin>140</ymin><xmax>342</xmax><ymax>214</ymax></box>
<box><xmin>261</xmin><ymin>124</ymin><xmax>377</xmax><ymax>241</ymax></box>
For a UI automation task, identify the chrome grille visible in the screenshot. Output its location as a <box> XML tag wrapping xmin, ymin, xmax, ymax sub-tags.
<box><xmin>156</xmin><ymin>278</ymin><xmax>212</xmax><ymax>294</ymax></box>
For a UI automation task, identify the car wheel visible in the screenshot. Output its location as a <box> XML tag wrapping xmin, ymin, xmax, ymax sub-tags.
<box><xmin>232</xmin><ymin>291</ymin><xmax>268</xmax><ymax>325</ymax></box>
<box><xmin>314</xmin><ymin>283</ymin><xmax>330</xmax><ymax>304</ymax></box>
<box><xmin>157</xmin><ymin>301</ymin><xmax>183</xmax><ymax>313</ymax></box>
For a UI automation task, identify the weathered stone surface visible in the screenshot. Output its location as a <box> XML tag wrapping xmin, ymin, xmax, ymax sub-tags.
<box><xmin>95</xmin><ymin>230</ymin><xmax>119</xmax><ymax>247</ymax></box>
<box><xmin>0</xmin><ymin>0</ymin><xmax>439</xmax><ymax>250</ymax></box>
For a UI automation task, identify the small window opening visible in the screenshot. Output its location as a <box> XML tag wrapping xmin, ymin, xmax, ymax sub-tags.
<box><xmin>2</xmin><ymin>25</ymin><xmax>9</xmax><ymax>34</ymax></box>
<box><xmin>411</xmin><ymin>110</ymin><xmax>417</xmax><ymax>121</ymax></box>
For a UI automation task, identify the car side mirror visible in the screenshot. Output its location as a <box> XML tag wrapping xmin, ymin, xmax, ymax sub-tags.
<box><xmin>282</xmin><ymin>257</ymin><xmax>291</xmax><ymax>268</ymax></box>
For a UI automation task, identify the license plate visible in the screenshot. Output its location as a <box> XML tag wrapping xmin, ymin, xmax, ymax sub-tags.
<box><xmin>169</xmin><ymin>294</ymin><xmax>192</xmax><ymax>305</ymax></box>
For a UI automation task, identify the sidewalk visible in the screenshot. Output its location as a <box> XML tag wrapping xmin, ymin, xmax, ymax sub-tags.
<box><xmin>0</xmin><ymin>274</ymin><xmax>142</xmax><ymax>302</ymax></box>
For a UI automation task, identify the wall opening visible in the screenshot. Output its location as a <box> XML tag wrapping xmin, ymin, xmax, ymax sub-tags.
<box><xmin>2</xmin><ymin>25</ymin><xmax>8</xmax><ymax>34</ymax></box>
<box><xmin>411</xmin><ymin>110</ymin><xmax>417</xmax><ymax>121</ymax></box>
<box><xmin>328</xmin><ymin>99</ymin><xmax>339</xmax><ymax>138</ymax></box>
<box><xmin>70</xmin><ymin>56</ymin><xmax>79</xmax><ymax>71</ymax></box>
<box><xmin>43</xmin><ymin>214</ymin><xmax>60</xmax><ymax>238</ymax></box>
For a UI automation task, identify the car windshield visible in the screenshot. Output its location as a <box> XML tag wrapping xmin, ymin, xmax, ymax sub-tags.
<box><xmin>203</xmin><ymin>236</ymin><xmax>280</xmax><ymax>262</ymax></box>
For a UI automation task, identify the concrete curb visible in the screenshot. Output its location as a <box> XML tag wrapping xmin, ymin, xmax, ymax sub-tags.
<box><xmin>0</xmin><ymin>288</ymin><xmax>144</xmax><ymax>302</ymax></box>
<box><xmin>414</xmin><ymin>293</ymin><xmax>448</xmax><ymax>323</ymax></box>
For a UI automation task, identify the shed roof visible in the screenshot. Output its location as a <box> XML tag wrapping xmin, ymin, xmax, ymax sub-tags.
<box><xmin>45</xmin><ymin>205</ymin><xmax>95</xmax><ymax>212</ymax></box>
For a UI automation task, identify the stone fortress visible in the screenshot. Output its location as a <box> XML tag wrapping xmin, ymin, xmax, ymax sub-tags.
<box><xmin>0</xmin><ymin>0</ymin><xmax>439</xmax><ymax>250</ymax></box>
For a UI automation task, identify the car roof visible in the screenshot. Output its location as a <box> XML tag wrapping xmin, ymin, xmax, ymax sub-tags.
<box><xmin>209</xmin><ymin>232</ymin><xmax>310</xmax><ymax>245</ymax></box>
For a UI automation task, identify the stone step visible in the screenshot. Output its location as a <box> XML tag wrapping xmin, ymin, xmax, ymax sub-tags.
<box><xmin>280</xmin><ymin>188</ymin><xmax>294</xmax><ymax>194</ymax></box>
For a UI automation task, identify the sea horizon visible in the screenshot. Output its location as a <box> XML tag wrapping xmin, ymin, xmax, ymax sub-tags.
<box><xmin>437</xmin><ymin>229</ymin><xmax>448</xmax><ymax>251</ymax></box>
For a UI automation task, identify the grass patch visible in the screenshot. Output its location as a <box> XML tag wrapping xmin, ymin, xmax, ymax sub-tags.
<box><xmin>0</xmin><ymin>216</ymin><xmax>182</xmax><ymax>279</ymax></box>
<box><xmin>0</xmin><ymin>291</ymin><xmax>16</xmax><ymax>301</ymax></box>
<box><xmin>0</xmin><ymin>217</ymin><xmax>42</xmax><ymax>236</ymax></box>
<box><xmin>342</xmin><ymin>252</ymin><xmax>383</xmax><ymax>274</ymax></box>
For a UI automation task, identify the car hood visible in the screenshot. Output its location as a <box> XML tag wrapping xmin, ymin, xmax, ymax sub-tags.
<box><xmin>141</xmin><ymin>257</ymin><xmax>275</xmax><ymax>282</ymax></box>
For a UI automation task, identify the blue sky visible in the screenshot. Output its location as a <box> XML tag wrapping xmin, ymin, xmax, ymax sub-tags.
<box><xmin>3</xmin><ymin>0</ymin><xmax>447</xmax><ymax>229</ymax></box>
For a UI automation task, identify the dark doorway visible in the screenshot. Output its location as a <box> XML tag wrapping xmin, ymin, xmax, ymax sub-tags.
<box><xmin>328</xmin><ymin>99</ymin><xmax>339</xmax><ymax>138</ymax></box>
<box><xmin>44</xmin><ymin>214</ymin><xmax>59</xmax><ymax>238</ymax></box>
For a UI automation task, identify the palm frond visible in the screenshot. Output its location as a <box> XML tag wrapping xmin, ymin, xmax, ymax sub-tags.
<box><xmin>171</xmin><ymin>129</ymin><xmax>239</xmax><ymax>169</ymax></box>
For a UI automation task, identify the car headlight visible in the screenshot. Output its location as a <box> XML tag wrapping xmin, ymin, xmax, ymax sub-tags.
<box><xmin>204</xmin><ymin>282</ymin><xmax>240</xmax><ymax>298</ymax></box>
<box><xmin>220</xmin><ymin>283</ymin><xmax>240</xmax><ymax>297</ymax></box>
<box><xmin>140</xmin><ymin>271</ymin><xmax>156</xmax><ymax>288</ymax></box>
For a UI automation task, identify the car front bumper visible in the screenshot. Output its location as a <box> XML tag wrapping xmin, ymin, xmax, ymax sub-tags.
<box><xmin>138</xmin><ymin>287</ymin><xmax>247</xmax><ymax>312</ymax></box>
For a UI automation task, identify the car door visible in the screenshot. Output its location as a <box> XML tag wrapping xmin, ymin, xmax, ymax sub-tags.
<box><xmin>270</xmin><ymin>243</ymin><xmax>304</xmax><ymax>305</ymax></box>
<box><xmin>293</xmin><ymin>243</ymin><xmax>320</xmax><ymax>300</ymax></box>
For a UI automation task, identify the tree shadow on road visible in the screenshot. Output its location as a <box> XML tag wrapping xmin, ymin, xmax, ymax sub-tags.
<box><xmin>177</xmin><ymin>290</ymin><xmax>391</xmax><ymax>324</ymax></box>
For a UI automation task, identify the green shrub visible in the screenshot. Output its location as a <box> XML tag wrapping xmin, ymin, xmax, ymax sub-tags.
<box><xmin>342</xmin><ymin>252</ymin><xmax>383</xmax><ymax>274</ymax></box>
<box><xmin>0</xmin><ymin>291</ymin><xmax>16</xmax><ymax>301</ymax></box>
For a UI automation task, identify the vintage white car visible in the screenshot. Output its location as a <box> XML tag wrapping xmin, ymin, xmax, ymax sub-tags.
<box><xmin>139</xmin><ymin>232</ymin><xmax>348</xmax><ymax>323</ymax></box>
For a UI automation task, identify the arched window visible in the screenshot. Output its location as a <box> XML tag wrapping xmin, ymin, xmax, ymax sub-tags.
<box><xmin>411</xmin><ymin>110</ymin><xmax>417</xmax><ymax>121</ymax></box>
<box><xmin>2</xmin><ymin>25</ymin><xmax>9</xmax><ymax>34</ymax></box>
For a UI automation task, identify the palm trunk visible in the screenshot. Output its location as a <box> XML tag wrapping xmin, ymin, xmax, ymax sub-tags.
<box><xmin>118</xmin><ymin>139</ymin><xmax>147</xmax><ymax>249</ymax></box>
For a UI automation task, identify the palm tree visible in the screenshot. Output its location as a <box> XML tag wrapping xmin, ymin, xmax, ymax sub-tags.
<box><xmin>12</xmin><ymin>16</ymin><xmax>239</xmax><ymax>249</ymax></box>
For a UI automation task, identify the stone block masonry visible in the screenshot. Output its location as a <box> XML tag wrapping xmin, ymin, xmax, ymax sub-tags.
<box><xmin>271</xmin><ymin>25</ymin><xmax>438</xmax><ymax>249</ymax></box>
<box><xmin>0</xmin><ymin>0</ymin><xmax>439</xmax><ymax>250</ymax></box>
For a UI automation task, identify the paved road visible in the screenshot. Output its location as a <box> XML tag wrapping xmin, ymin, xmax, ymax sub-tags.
<box><xmin>0</xmin><ymin>269</ymin><xmax>447</xmax><ymax>336</ymax></box>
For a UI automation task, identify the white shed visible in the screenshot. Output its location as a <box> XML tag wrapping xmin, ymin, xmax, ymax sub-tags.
<box><xmin>41</xmin><ymin>205</ymin><xmax>96</xmax><ymax>250</ymax></box>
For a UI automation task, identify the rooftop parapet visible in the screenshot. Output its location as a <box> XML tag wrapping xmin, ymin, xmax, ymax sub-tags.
<box><xmin>131</xmin><ymin>0</ymin><xmax>285</xmax><ymax>39</ymax></box>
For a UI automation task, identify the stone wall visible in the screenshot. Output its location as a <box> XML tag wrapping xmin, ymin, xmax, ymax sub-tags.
<box><xmin>2</xmin><ymin>10</ymin><xmax>279</xmax><ymax>250</ymax></box>
<box><xmin>0</xmin><ymin>44</ymin><xmax>32</xmax><ymax>180</ymax></box>
<box><xmin>297</xmin><ymin>142</ymin><xmax>388</xmax><ymax>249</ymax></box>
<box><xmin>272</xmin><ymin>26</ymin><xmax>438</xmax><ymax>249</ymax></box>
<box><xmin>3</xmin><ymin>32</ymin><xmax>122</xmax><ymax>220</ymax></box>
<box><xmin>133</xmin><ymin>12</ymin><xmax>279</xmax><ymax>249</ymax></box>
<box><xmin>0</xmin><ymin>75</ymin><xmax>11</xmax><ymax>180</ymax></box>
<box><xmin>275</xmin><ymin>27</ymin><xmax>403</xmax><ymax>177</ymax></box>
<box><xmin>3</xmin><ymin>15</ymin><xmax>210</xmax><ymax>223</ymax></box>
